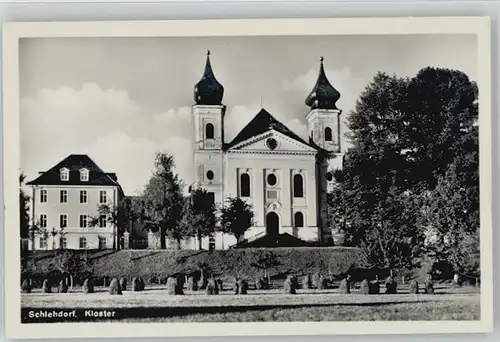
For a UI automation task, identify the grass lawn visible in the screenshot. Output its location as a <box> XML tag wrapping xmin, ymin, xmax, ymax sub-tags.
<box><xmin>21</xmin><ymin>285</ymin><xmax>480</xmax><ymax>322</ymax></box>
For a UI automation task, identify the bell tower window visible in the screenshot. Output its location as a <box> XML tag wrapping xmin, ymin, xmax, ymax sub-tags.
<box><xmin>205</xmin><ymin>123</ymin><xmax>215</xmax><ymax>139</ymax></box>
<box><xmin>325</xmin><ymin>127</ymin><xmax>333</xmax><ymax>142</ymax></box>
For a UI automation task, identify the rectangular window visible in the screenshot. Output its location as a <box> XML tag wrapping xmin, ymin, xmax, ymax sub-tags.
<box><xmin>99</xmin><ymin>237</ymin><xmax>107</xmax><ymax>249</ymax></box>
<box><xmin>80</xmin><ymin>190</ymin><xmax>87</xmax><ymax>203</ymax></box>
<box><xmin>99</xmin><ymin>215</ymin><xmax>107</xmax><ymax>228</ymax></box>
<box><xmin>59</xmin><ymin>214</ymin><xmax>68</xmax><ymax>228</ymax></box>
<box><xmin>60</xmin><ymin>237</ymin><xmax>67</xmax><ymax>249</ymax></box>
<box><xmin>79</xmin><ymin>214</ymin><xmax>88</xmax><ymax>228</ymax></box>
<box><xmin>60</xmin><ymin>170</ymin><xmax>69</xmax><ymax>181</ymax></box>
<box><xmin>40</xmin><ymin>189</ymin><xmax>47</xmax><ymax>203</ymax></box>
<box><xmin>79</xmin><ymin>237</ymin><xmax>87</xmax><ymax>249</ymax></box>
<box><xmin>39</xmin><ymin>237</ymin><xmax>47</xmax><ymax>249</ymax></box>
<box><xmin>39</xmin><ymin>214</ymin><xmax>47</xmax><ymax>228</ymax></box>
<box><xmin>99</xmin><ymin>190</ymin><xmax>107</xmax><ymax>204</ymax></box>
<box><xmin>80</xmin><ymin>171</ymin><xmax>89</xmax><ymax>181</ymax></box>
<box><xmin>60</xmin><ymin>190</ymin><xmax>68</xmax><ymax>203</ymax></box>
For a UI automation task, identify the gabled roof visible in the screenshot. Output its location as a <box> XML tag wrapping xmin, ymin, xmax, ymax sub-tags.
<box><xmin>27</xmin><ymin>154</ymin><xmax>122</xmax><ymax>188</ymax></box>
<box><xmin>224</xmin><ymin>108</ymin><xmax>316</xmax><ymax>150</ymax></box>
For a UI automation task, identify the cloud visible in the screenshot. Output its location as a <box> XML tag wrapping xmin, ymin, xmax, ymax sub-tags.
<box><xmin>83</xmin><ymin>132</ymin><xmax>159</xmax><ymax>195</ymax></box>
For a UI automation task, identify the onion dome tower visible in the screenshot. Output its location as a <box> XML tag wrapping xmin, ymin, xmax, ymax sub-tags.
<box><xmin>194</xmin><ymin>50</ymin><xmax>224</xmax><ymax>105</ymax></box>
<box><xmin>305</xmin><ymin>57</ymin><xmax>341</xmax><ymax>110</ymax></box>
<box><xmin>191</xmin><ymin>50</ymin><xmax>226</xmax><ymax>231</ymax></box>
<box><xmin>306</xmin><ymin>57</ymin><xmax>342</xmax><ymax>152</ymax></box>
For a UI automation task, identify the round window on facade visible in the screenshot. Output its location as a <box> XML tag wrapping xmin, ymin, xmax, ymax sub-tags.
<box><xmin>266</xmin><ymin>138</ymin><xmax>278</xmax><ymax>150</ymax></box>
<box><xmin>206</xmin><ymin>170</ymin><xmax>214</xmax><ymax>180</ymax></box>
<box><xmin>267</xmin><ymin>173</ymin><xmax>277</xmax><ymax>186</ymax></box>
<box><xmin>326</xmin><ymin>172</ymin><xmax>333</xmax><ymax>182</ymax></box>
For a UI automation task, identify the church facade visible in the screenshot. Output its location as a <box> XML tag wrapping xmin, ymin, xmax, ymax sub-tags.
<box><xmin>182</xmin><ymin>52</ymin><xmax>344</xmax><ymax>250</ymax></box>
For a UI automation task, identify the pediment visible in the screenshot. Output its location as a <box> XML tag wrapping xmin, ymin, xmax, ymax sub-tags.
<box><xmin>227</xmin><ymin>130</ymin><xmax>317</xmax><ymax>154</ymax></box>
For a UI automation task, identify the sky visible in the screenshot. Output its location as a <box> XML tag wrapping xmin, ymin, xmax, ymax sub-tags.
<box><xmin>19</xmin><ymin>34</ymin><xmax>477</xmax><ymax>195</ymax></box>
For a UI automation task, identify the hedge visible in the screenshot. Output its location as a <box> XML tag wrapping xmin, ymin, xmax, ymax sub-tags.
<box><xmin>23</xmin><ymin>247</ymin><xmax>359</xmax><ymax>285</ymax></box>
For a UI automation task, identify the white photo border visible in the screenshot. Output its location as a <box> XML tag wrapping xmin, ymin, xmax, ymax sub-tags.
<box><xmin>2</xmin><ymin>17</ymin><xmax>493</xmax><ymax>339</ymax></box>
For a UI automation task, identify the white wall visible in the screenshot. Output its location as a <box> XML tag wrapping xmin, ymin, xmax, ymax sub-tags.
<box><xmin>29</xmin><ymin>185</ymin><xmax>120</xmax><ymax>250</ymax></box>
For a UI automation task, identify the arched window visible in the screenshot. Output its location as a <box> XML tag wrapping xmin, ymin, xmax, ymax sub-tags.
<box><xmin>240</xmin><ymin>173</ymin><xmax>250</xmax><ymax>197</ymax></box>
<box><xmin>293</xmin><ymin>174</ymin><xmax>304</xmax><ymax>198</ymax></box>
<box><xmin>324</xmin><ymin>127</ymin><xmax>333</xmax><ymax>142</ymax></box>
<box><xmin>205</xmin><ymin>123</ymin><xmax>215</xmax><ymax>139</ymax></box>
<box><xmin>294</xmin><ymin>212</ymin><xmax>304</xmax><ymax>227</ymax></box>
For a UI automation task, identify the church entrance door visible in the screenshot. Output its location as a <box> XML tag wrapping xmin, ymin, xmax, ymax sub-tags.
<box><xmin>266</xmin><ymin>212</ymin><xmax>279</xmax><ymax>241</ymax></box>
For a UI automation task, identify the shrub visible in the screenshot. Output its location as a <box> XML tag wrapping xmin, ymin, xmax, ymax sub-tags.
<box><xmin>131</xmin><ymin>277</ymin><xmax>141</xmax><ymax>292</ymax></box>
<box><xmin>216</xmin><ymin>279</ymin><xmax>224</xmax><ymax>291</ymax></box>
<box><xmin>108</xmin><ymin>278</ymin><xmax>122</xmax><ymax>295</ymax></box>
<box><xmin>424</xmin><ymin>276</ymin><xmax>435</xmax><ymax>294</ymax></box>
<box><xmin>283</xmin><ymin>275</ymin><xmax>298</xmax><ymax>294</ymax></box>
<box><xmin>301</xmin><ymin>274</ymin><xmax>312</xmax><ymax>289</ymax></box>
<box><xmin>233</xmin><ymin>278</ymin><xmax>248</xmax><ymax>295</ymax></box>
<box><xmin>316</xmin><ymin>275</ymin><xmax>327</xmax><ymax>290</ymax></box>
<box><xmin>254</xmin><ymin>277</ymin><xmax>268</xmax><ymax>290</ymax></box>
<box><xmin>119</xmin><ymin>278</ymin><xmax>127</xmax><ymax>291</ymax></box>
<box><xmin>83</xmin><ymin>278</ymin><xmax>94</xmax><ymax>293</ymax></box>
<box><xmin>206</xmin><ymin>278</ymin><xmax>219</xmax><ymax>295</ymax></box>
<box><xmin>21</xmin><ymin>279</ymin><xmax>31</xmax><ymax>293</ymax></box>
<box><xmin>138</xmin><ymin>277</ymin><xmax>145</xmax><ymax>291</ymax></box>
<box><xmin>198</xmin><ymin>274</ymin><xmax>208</xmax><ymax>290</ymax></box>
<box><xmin>41</xmin><ymin>279</ymin><xmax>51</xmax><ymax>294</ymax></box>
<box><xmin>339</xmin><ymin>278</ymin><xmax>350</xmax><ymax>294</ymax></box>
<box><xmin>410</xmin><ymin>280</ymin><xmax>419</xmax><ymax>294</ymax></box>
<box><xmin>385</xmin><ymin>276</ymin><xmax>397</xmax><ymax>294</ymax></box>
<box><xmin>370</xmin><ymin>281</ymin><xmax>380</xmax><ymax>294</ymax></box>
<box><xmin>360</xmin><ymin>279</ymin><xmax>370</xmax><ymax>294</ymax></box>
<box><xmin>187</xmin><ymin>275</ymin><xmax>198</xmax><ymax>291</ymax></box>
<box><xmin>58</xmin><ymin>280</ymin><xmax>68</xmax><ymax>293</ymax></box>
<box><xmin>166</xmin><ymin>277</ymin><xmax>184</xmax><ymax>295</ymax></box>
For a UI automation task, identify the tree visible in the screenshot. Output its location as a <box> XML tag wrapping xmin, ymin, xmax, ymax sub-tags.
<box><xmin>219</xmin><ymin>197</ymin><xmax>255</xmax><ymax>244</ymax></box>
<box><xmin>179</xmin><ymin>188</ymin><xmax>217</xmax><ymax>250</ymax></box>
<box><xmin>421</xmin><ymin>164</ymin><xmax>479</xmax><ymax>278</ymax></box>
<box><xmin>139</xmin><ymin>152</ymin><xmax>185</xmax><ymax>249</ymax></box>
<box><xmin>90</xmin><ymin>197</ymin><xmax>137</xmax><ymax>250</ymax></box>
<box><xmin>250</xmin><ymin>250</ymin><xmax>281</xmax><ymax>284</ymax></box>
<box><xmin>329</xmin><ymin>67</ymin><xmax>478</xmax><ymax>274</ymax></box>
<box><xmin>53</xmin><ymin>251</ymin><xmax>93</xmax><ymax>289</ymax></box>
<box><xmin>19</xmin><ymin>172</ymin><xmax>30</xmax><ymax>239</ymax></box>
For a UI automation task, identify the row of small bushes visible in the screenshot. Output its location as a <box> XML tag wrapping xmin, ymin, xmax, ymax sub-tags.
<box><xmin>22</xmin><ymin>273</ymin><xmax>436</xmax><ymax>296</ymax></box>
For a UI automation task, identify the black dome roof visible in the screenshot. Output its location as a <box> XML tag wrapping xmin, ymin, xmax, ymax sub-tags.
<box><xmin>305</xmin><ymin>57</ymin><xmax>340</xmax><ymax>110</ymax></box>
<box><xmin>194</xmin><ymin>50</ymin><xmax>224</xmax><ymax>105</ymax></box>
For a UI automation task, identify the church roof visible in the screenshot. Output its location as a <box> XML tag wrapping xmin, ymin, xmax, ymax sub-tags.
<box><xmin>194</xmin><ymin>50</ymin><xmax>224</xmax><ymax>105</ymax></box>
<box><xmin>305</xmin><ymin>57</ymin><xmax>341</xmax><ymax>110</ymax></box>
<box><xmin>27</xmin><ymin>154</ymin><xmax>122</xmax><ymax>188</ymax></box>
<box><xmin>225</xmin><ymin>108</ymin><xmax>315</xmax><ymax>150</ymax></box>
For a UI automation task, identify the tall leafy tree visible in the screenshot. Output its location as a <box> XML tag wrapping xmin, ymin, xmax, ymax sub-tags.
<box><xmin>139</xmin><ymin>152</ymin><xmax>185</xmax><ymax>249</ymax></box>
<box><xmin>179</xmin><ymin>188</ymin><xmax>217</xmax><ymax>250</ymax></box>
<box><xmin>219</xmin><ymin>197</ymin><xmax>255</xmax><ymax>244</ymax></box>
<box><xmin>421</xmin><ymin>164</ymin><xmax>480</xmax><ymax>277</ymax></box>
<box><xmin>329</xmin><ymin>67</ymin><xmax>478</xmax><ymax>274</ymax></box>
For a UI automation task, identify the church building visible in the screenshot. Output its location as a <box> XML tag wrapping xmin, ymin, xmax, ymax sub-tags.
<box><xmin>184</xmin><ymin>51</ymin><xmax>344</xmax><ymax>250</ymax></box>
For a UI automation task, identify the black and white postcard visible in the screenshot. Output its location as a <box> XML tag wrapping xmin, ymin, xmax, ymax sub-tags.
<box><xmin>2</xmin><ymin>17</ymin><xmax>493</xmax><ymax>339</ymax></box>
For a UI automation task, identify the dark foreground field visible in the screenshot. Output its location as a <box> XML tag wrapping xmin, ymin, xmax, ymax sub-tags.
<box><xmin>22</xmin><ymin>284</ymin><xmax>480</xmax><ymax>322</ymax></box>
